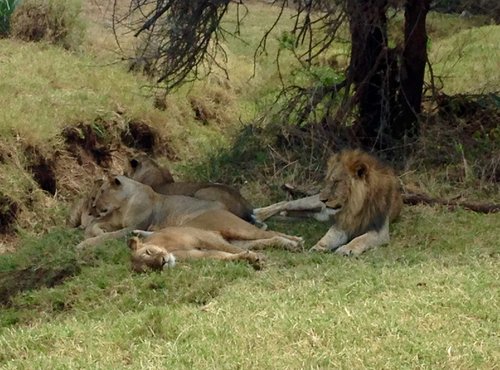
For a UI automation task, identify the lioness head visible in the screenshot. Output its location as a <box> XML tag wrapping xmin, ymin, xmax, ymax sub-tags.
<box><xmin>92</xmin><ymin>176</ymin><xmax>133</xmax><ymax>217</ymax></box>
<box><xmin>125</xmin><ymin>154</ymin><xmax>174</xmax><ymax>188</ymax></box>
<box><xmin>128</xmin><ymin>236</ymin><xmax>176</xmax><ymax>272</ymax></box>
<box><xmin>319</xmin><ymin>150</ymin><xmax>370</xmax><ymax>216</ymax></box>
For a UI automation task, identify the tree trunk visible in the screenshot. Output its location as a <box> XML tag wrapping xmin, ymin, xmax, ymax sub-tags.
<box><xmin>346</xmin><ymin>0</ymin><xmax>430</xmax><ymax>149</ymax></box>
<box><xmin>347</xmin><ymin>0</ymin><xmax>389</xmax><ymax>146</ymax></box>
<box><xmin>391</xmin><ymin>0</ymin><xmax>430</xmax><ymax>139</ymax></box>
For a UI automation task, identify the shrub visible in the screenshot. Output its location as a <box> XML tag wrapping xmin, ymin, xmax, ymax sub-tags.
<box><xmin>9</xmin><ymin>0</ymin><xmax>84</xmax><ymax>49</ymax></box>
<box><xmin>0</xmin><ymin>0</ymin><xmax>20</xmax><ymax>36</ymax></box>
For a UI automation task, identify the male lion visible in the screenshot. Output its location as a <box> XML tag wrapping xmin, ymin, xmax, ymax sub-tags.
<box><xmin>128</xmin><ymin>227</ymin><xmax>265</xmax><ymax>272</ymax></box>
<box><xmin>77</xmin><ymin>176</ymin><xmax>303</xmax><ymax>252</ymax></box>
<box><xmin>125</xmin><ymin>154</ymin><xmax>255</xmax><ymax>223</ymax></box>
<box><xmin>254</xmin><ymin>149</ymin><xmax>402</xmax><ymax>256</ymax></box>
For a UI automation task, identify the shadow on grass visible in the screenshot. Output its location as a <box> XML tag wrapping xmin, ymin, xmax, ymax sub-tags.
<box><xmin>0</xmin><ymin>229</ymin><xmax>83</xmax><ymax>307</ymax></box>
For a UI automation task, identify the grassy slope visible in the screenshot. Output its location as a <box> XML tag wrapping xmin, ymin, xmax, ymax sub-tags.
<box><xmin>0</xmin><ymin>3</ymin><xmax>499</xmax><ymax>369</ymax></box>
<box><xmin>429</xmin><ymin>25</ymin><xmax>500</xmax><ymax>94</ymax></box>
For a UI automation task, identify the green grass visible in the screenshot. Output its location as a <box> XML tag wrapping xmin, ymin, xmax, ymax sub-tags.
<box><xmin>0</xmin><ymin>39</ymin><xmax>178</xmax><ymax>146</ymax></box>
<box><xmin>429</xmin><ymin>25</ymin><xmax>500</xmax><ymax>94</ymax></box>
<box><xmin>0</xmin><ymin>207</ymin><xmax>498</xmax><ymax>368</ymax></box>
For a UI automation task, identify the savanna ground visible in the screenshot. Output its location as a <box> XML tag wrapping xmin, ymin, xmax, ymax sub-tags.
<box><xmin>0</xmin><ymin>1</ymin><xmax>499</xmax><ymax>368</ymax></box>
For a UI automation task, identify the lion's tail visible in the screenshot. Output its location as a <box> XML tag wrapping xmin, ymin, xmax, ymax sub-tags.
<box><xmin>247</xmin><ymin>212</ymin><xmax>268</xmax><ymax>230</ymax></box>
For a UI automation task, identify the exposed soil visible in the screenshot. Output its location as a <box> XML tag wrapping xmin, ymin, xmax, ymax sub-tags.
<box><xmin>0</xmin><ymin>196</ymin><xmax>19</xmax><ymax>234</ymax></box>
<box><xmin>121</xmin><ymin>120</ymin><xmax>159</xmax><ymax>154</ymax></box>
<box><xmin>24</xmin><ymin>145</ymin><xmax>57</xmax><ymax>195</ymax></box>
<box><xmin>62</xmin><ymin>122</ymin><xmax>115</xmax><ymax>168</ymax></box>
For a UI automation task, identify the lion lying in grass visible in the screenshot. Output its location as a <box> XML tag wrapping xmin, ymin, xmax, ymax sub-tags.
<box><xmin>254</xmin><ymin>149</ymin><xmax>402</xmax><ymax>256</ymax></box>
<box><xmin>77</xmin><ymin>176</ymin><xmax>303</xmax><ymax>252</ymax></box>
<box><xmin>129</xmin><ymin>227</ymin><xmax>265</xmax><ymax>272</ymax></box>
<box><xmin>125</xmin><ymin>154</ymin><xmax>255</xmax><ymax>223</ymax></box>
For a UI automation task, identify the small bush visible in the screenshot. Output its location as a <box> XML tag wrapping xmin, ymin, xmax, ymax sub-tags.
<box><xmin>9</xmin><ymin>0</ymin><xmax>84</xmax><ymax>49</ymax></box>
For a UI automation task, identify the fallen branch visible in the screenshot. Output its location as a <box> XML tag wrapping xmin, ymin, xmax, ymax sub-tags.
<box><xmin>281</xmin><ymin>183</ymin><xmax>319</xmax><ymax>198</ymax></box>
<box><xmin>402</xmin><ymin>193</ymin><xmax>500</xmax><ymax>214</ymax></box>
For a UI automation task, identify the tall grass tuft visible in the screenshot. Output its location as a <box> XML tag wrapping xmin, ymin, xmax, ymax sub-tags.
<box><xmin>0</xmin><ymin>0</ymin><xmax>19</xmax><ymax>36</ymax></box>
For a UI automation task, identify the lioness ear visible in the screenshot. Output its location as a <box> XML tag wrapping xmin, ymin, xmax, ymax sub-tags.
<box><xmin>130</xmin><ymin>158</ymin><xmax>139</xmax><ymax>168</ymax></box>
<box><xmin>128</xmin><ymin>236</ymin><xmax>140</xmax><ymax>251</ymax></box>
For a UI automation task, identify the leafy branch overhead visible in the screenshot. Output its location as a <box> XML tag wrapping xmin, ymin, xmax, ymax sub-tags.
<box><xmin>114</xmin><ymin>0</ymin><xmax>236</xmax><ymax>89</ymax></box>
<box><xmin>115</xmin><ymin>1</ymin><xmax>436</xmax><ymax>151</ymax></box>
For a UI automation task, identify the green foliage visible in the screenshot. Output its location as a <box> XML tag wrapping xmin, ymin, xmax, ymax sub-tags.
<box><xmin>0</xmin><ymin>0</ymin><xmax>19</xmax><ymax>35</ymax></box>
<box><xmin>177</xmin><ymin>124</ymin><xmax>272</xmax><ymax>184</ymax></box>
<box><xmin>308</xmin><ymin>65</ymin><xmax>344</xmax><ymax>87</ymax></box>
<box><xmin>278</xmin><ymin>30</ymin><xmax>296</xmax><ymax>50</ymax></box>
<box><xmin>9</xmin><ymin>0</ymin><xmax>84</xmax><ymax>49</ymax></box>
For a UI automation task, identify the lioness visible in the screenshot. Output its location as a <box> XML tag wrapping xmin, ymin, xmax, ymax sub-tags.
<box><xmin>254</xmin><ymin>149</ymin><xmax>402</xmax><ymax>256</ymax></box>
<box><xmin>128</xmin><ymin>227</ymin><xmax>265</xmax><ymax>272</ymax></box>
<box><xmin>77</xmin><ymin>176</ymin><xmax>303</xmax><ymax>252</ymax></box>
<box><xmin>125</xmin><ymin>154</ymin><xmax>255</xmax><ymax>223</ymax></box>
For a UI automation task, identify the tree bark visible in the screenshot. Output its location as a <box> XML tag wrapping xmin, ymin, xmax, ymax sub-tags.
<box><xmin>391</xmin><ymin>0</ymin><xmax>431</xmax><ymax>139</ymax></box>
<box><xmin>346</xmin><ymin>0</ymin><xmax>431</xmax><ymax>149</ymax></box>
<box><xmin>346</xmin><ymin>0</ymin><xmax>389</xmax><ymax>145</ymax></box>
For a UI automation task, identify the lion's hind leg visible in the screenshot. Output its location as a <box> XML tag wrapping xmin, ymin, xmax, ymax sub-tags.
<box><xmin>186</xmin><ymin>210</ymin><xmax>303</xmax><ymax>250</ymax></box>
<box><xmin>173</xmin><ymin>249</ymin><xmax>264</xmax><ymax>270</ymax></box>
<box><xmin>231</xmin><ymin>236</ymin><xmax>303</xmax><ymax>252</ymax></box>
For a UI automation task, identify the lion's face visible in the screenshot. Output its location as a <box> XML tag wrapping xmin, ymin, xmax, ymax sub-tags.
<box><xmin>319</xmin><ymin>153</ymin><xmax>368</xmax><ymax>215</ymax></box>
<box><xmin>92</xmin><ymin>176</ymin><xmax>129</xmax><ymax>217</ymax></box>
<box><xmin>128</xmin><ymin>237</ymin><xmax>176</xmax><ymax>272</ymax></box>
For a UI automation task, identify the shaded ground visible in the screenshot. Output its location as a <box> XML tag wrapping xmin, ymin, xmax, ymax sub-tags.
<box><xmin>0</xmin><ymin>265</ymin><xmax>80</xmax><ymax>307</ymax></box>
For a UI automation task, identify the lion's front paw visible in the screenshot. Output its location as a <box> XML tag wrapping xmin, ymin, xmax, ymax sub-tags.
<box><xmin>309</xmin><ymin>243</ymin><xmax>329</xmax><ymax>253</ymax></box>
<box><xmin>335</xmin><ymin>245</ymin><xmax>362</xmax><ymax>256</ymax></box>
